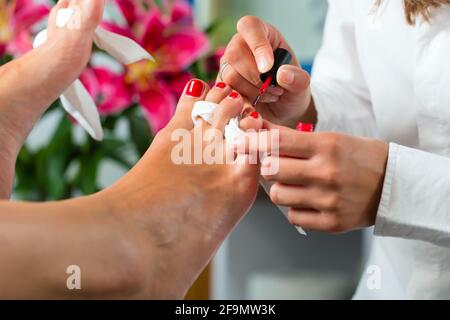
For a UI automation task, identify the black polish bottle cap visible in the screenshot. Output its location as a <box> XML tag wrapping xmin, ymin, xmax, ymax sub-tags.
<box><xmin>260</xmin><ymin>48</ymin><xmax>293</xmax><ymax>87</ymax></box>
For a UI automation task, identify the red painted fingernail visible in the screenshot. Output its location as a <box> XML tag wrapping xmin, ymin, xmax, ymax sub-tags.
<box><xmin>250</xmin><ymin>111</ymin><xmax>260</xmax><ymax>119</ymax></box>
<box><xmin>229</xmin><ymin>91</ymin><xmax>239</xmax><ymax>99</ymax></box>
<box><xmin>216</xmin><ymin>82</ymin><xmax>226</xmax><ymax>89</ymax></box>
<box><xmin>296</xmin><ymin>122</ymin><xmax>314</xmax><ymax>132</ymax></box>
<box><xmin>186</xmin><ymin>80</ymin><xmax>204</xmax><ymax>97</ymax></box>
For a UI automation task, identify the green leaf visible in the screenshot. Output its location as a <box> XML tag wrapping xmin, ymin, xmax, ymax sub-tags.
<box><xmin>127</xmin><ymin>108</ymin><xmax>153</xmax><ymax>156</ymax></box>
<box><xmin>79</xmin><ymin>150</ymin><xmax>102</xmax><ymax>195</ymax></box>
<box><xmin>42</xmin><ymin>115</ymin><xmax>74</xmax><ymax>200</ymax></box>
<box><xmin>0</xmin><ymin>54</ymin><xmax>13</xmax><ymax>66</ymax></box>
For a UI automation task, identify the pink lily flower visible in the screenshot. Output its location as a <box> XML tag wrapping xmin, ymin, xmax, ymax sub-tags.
<box><xmin>102</xmin><ymin>0</ymin><xmax>209</xmax><ymax>133</ymax></box>
<box><xmin>0</xmin><ymin>0</ymin><xmax>50</xmax><ymax>56</ymax></box>
<box><xmin>79</xmin><ymin>67</ymin><xmax>132</xmax><ymax>116</ymax></box>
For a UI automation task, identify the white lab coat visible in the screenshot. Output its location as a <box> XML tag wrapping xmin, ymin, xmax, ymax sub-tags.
<box><xmin>311</xmin><ymin>0</ymin><xmax>450</xmax><ymax>299</ymax></box>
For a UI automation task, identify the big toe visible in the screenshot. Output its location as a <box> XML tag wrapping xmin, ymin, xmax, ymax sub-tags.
<box><xmin>169</xmin><ymin>79</ymin><xmax>210</xmax><ymax>130</ymax></box>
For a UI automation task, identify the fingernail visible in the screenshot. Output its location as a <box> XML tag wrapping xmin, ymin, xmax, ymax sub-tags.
<box><xmin>267</xmin><ymin>87</ymin><xmax>285</xmax><ymax>96</ymax></box>
<box><xmin>280</xmin><ymin>68</ymin><xmax>295</xmax><ymax>85</ymax></box>
<box><xmin>250</xmin><ymin>111</ymin><xmax>260</xmax><ymax>119</ymax></box>
<box><xmin>296</xmin><ymin>122</ymin><xmax>315</xmax><ymax>132</ymax></box>
<box><xmin>215</xmin><ymin>82</ymin><xmax>227</xmax><ymax>89</ymax></box>
<box><xmin>266</xmin><ymin>95</ymin><xmax>280</xmax><ymax>103</ymax></box>
<box><xmin>257</xmin><ymin>55</ymin><xmax>270</xmax><ymax>73</ymax></box>
<box><xmin>186</xmin><ymin>79</ymin><xmax>204</xmax><ymax>97</ymax></box>
<box><xmin>229</xmin><ymin>91</ymin><xmax>240</xmax><ymax>99</ymax></box>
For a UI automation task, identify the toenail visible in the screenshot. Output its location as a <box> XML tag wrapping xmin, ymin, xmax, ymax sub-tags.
<box><xmin>215</xmin><ymin>82</ymin><xmax>227</xmax><ymax>89</ymax></box>
<box><xmin>229</xmin><ymin>91</ymin><xmax>239</xmax><ymax>99</ymax></box>
<box><xmin>250</xmin><ymin>111</ymin><xmax>260</xmax><ymax>119</ymax></box>
<box><xmin>186</xmin><ymin>80</ymin><xmax>205</xmax><ymax>97</ymax></box>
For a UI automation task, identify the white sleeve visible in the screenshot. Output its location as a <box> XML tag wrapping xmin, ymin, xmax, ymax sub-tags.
<box><xmin>311</xmin><ymin>0</ymin><xmax>378</xmax><ymax>137</ymax></box>
<box><xmin>375</xmin><ymin>143</ymin><xmax>450</xmax><ymax>248</ymax></box>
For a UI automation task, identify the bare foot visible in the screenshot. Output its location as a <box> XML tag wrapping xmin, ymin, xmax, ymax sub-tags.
<box><xmin>43</xmin><ymin>0</ymin><xmax>105</xmax><ymax>84</ymax></box>
<box><xmin>102</xmin><ymin>80</ymin><xmax>262</xmax><ymax>298</ymax></box>
<box><xmin>0</xmin><ymin>0</ymin><xmax>105</xmax><ymax>198</ymax></box>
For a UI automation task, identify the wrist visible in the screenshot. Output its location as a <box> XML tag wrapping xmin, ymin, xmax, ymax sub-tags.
<box><xmin>367</xmin><ymin>139</ymin><xmax>390</xmax><ymax>225</ymax></box>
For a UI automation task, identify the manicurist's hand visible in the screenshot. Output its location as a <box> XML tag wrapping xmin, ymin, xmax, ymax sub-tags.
<box><xmin>221</xmin><ymin>16</ymin><xmax>314</xmax><ymax>128</ymax></box>
<box><xmin>236</xmin><ymin>122</ymin><xmax>389</xmax><ymax>233</ymax></box>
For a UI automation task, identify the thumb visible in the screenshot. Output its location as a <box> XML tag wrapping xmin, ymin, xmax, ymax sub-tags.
<box><xmin>276</xmin><ymin>65</ymin><xmax>310</xmax><ymax>95</ymax></box>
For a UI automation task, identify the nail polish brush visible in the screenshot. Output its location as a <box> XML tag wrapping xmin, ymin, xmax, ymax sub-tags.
<box><xmin>252</xmin><ymin>48</ymin><xmax>293</xmax><ymax>106</ymax></box>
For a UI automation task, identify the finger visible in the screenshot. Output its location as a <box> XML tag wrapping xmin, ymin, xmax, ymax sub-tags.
<box><xmin>223</xmin><ymin>34</ymin><xmax>261</xmax><ymax>86</ymax></box>
<box><xmin>258</xmin><ymin>94</ymin><xmax>280</xmax><ymax>104</ymax></box>
<box><xmin>266</xmin><ymin>86</ymin><xmax>285</xmax><ymax>96</ymax></box>
<box><xmin>235</xmin><ymin>122</ymin><xmax>315</xmax><ymax>159</ymax></box>
<box><xmin>171</xmin><ymin>79</ymin><xmax>210</xmax><ymax>130</ymax></box>
<box><xmin>277</xmin><ymin>65</ymin><xmax>310</xmax><ymax>92</ymax></box>
<box><xmin>237</xmin><ymin>16</ymin><xmax>275</xmax><ymax>73</ymax></box>
<box><xmin>269</xmin><ymin>183</ymin><xmax>329</xmax><ymax>210</ymax></box>
<box><xmin>220</xmin><ymin>61</ymin><xmax>259</xmax><ymax>99</ymax></box>
<box><xmin>206</xmin><ymin>82</ymin><xmax>233</xmax><ymax>103</ymax></box>
<box><xmin>211</xmin><ymin>91</ymin><xmax>244</xmax><ymax>133</ymax></box>
<box><xmin>265</xmin><ymin>121</ymin><xmax>315</xmax><ymax>158</ymax></box>
<box><xmin>260</xmin><ymin>156</ymin><xmax>315</xmax><ymax>185</ymax></box>
<box><xmin>288</xmin><ymin>209</ymin><xmax>340</xmax><ymax>233</ymax></box>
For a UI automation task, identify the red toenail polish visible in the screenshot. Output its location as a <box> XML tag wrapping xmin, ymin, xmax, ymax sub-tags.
<box><xmin>229</xmin><ymin>91</ymin><xmax>239</xmax><ymax>99</ymax></box>
<box><xmin>216</xmin><ymin>82</ymin><xmax>226</xmax><ymax>89</ymax></box>
<box><xmin>186</xmin><ymin>80</ymin><xmax>204</xmax><ymax>97</ymax></box>
<box><xmin>250</xmin><ymin>111</ymin><xmax>260</xmax><ymax>119</ymax></box>
<box><xmin>296</xmin><ymin>122</ymin><xmax>314</xmax><ymax>132</ymax></box>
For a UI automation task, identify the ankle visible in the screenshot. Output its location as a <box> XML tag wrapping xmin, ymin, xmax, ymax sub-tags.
<box><xmin>101</xmin><ymin>178</ymin><xmax>223</xmax><ymax>298</ymax></box>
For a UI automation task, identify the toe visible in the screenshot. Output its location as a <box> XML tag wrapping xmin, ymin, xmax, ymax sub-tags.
<box><xmin>170</xmin><ymin>79</ymin><xmax>210</xmax><ymax>130</ymax></box>
<box><xmin>211</xmin><ymin>91</ymin><xmax>244</xmax><ymax>133</ymax></box>
<box><xmin>240</xmin><ymin>110</ymin><xmax>263</xmax><ymax>132</ymax></box>
<box><xmin>48</xmin><ymin>0</ymin><xmax>70</xmax><ymax>33</ymax></box>
<box><xmin>205</xmin><ymin>82</ymin><xmax>232</xmax><ymax>104</ymax></box>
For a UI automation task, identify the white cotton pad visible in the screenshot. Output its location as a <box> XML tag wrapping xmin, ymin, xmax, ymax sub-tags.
<box><xmin>191</xmin><ymin>100</ymin><xmax>306</xmax><ymax>236</ymax></box>
<box><xmin>192</xmin><ymin>100</ymin><xmax>219</xmax><ymax>125</ymax></box>
<box><xmin>192</xmin><ymin>101</ymin><xmax>244</xmax><ymax>142</ymax></box>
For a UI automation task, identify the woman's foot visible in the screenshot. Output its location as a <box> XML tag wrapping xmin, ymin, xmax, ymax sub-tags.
<box><xmin>103</xmin><ymin>80</ymin><xmax>263</xmax><ymax>298</ymax></box>
<box><xmin>42</xmin><ymin>0</ymin><xmax>105</xmax><ymax>85</ymax></box>
<box><xmin>0</xmin><ymin>0</ymin><xmax>105</xmax><ymax>198</ymax></box>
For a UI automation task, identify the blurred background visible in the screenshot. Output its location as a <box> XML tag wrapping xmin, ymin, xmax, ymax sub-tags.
<box><xmin>1</xmin><ymin>0</ymin><xmax>365</xmax><ymax>299</ymax></box>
